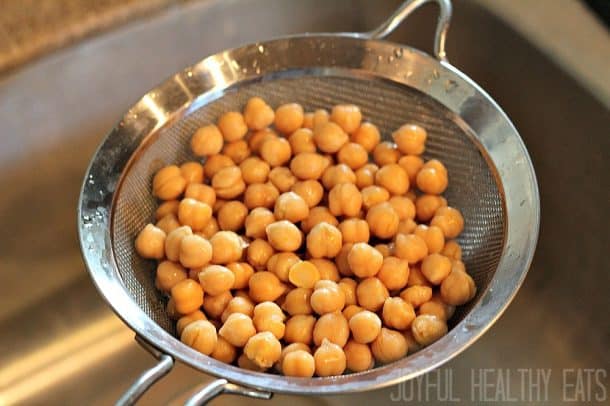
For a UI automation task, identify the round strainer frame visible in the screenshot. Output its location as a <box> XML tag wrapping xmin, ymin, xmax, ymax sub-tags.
<box><xmin>78</xmin><ymin>0</ymin><xmax>539</xmax><ymax>404</ymax></box>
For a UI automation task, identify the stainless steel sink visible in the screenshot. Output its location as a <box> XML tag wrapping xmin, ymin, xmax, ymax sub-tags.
<box><xmin>0</xmin><ymin>0</ymin><xmax>608</xmax><ymax>404</ymax></box>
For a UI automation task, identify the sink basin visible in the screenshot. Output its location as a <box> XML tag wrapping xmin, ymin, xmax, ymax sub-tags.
<box><xmin>0</xmin><ymin>0</ymin><xmax>608</xmax><ymax>404</ymax></box>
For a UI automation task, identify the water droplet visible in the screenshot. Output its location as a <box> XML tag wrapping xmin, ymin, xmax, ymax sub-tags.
<box><xmin>82</xmin><ymin>215</ymin><xmax>92</xmax><ymax>223</ymax></box>
<box><xmin>88</xmin><ymin>178</ymin><xmax>95</xmax><ymax>185</ymax></box>
<box><xmin>394</xmin><ymin>48</ymin><xmax>404</xmax><ymax>58</ymax></box>
<box><xmin>376</xmin><ymin>55</ymin><xmax>383</xmax><ymax>62</ymax></box>
<box><xmin>444</xmin><ymin>79</ymin><xmax>458</xmax><ymax>93</ymax></box>
<box><xmin>432</xmin><ymin>69</ymin><xmax>440</xmax><ymax>79</ymax></box>
<box><xmin>241</xmin><ymin>67</ymin><xmax>248</xmax><ymax>74</ymax></box>
<box><xmin>252</xmin><ymin>59</ymin><xmax>258</xmax><ymax>68</ymax></box>
<box><xmin>258</xmin><ymin>45</ymin><xmax>264</xmax><ymax>54</ymax></box>
<box><xmin>255</xmin><ymin>67</ymin><xmax>261</xmax><ymax>75</ymax></box>
<box><xmin>387</xmin><ymin>55</ymin><xmax>394</xmax><ymax>63</ymax></box>
<box><xmin>186</xmin><ymin>70</ymin><xmax>193</xmax><ymax>78</ymax></box>
<box><xmin>405</xmin><ymin>71</ymin><xmax>413</xmax><ymax>78</ymax></box>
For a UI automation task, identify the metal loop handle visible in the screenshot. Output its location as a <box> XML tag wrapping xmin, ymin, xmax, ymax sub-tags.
<box><xmin>184</xmin><ymin>379</ymin><xmax>273</xmax><ymax>406</ymax></box>
<box><xmin>366</xmin><ymin>0</ymin><xmax>452</xmax><ymax>61</ymax></box>
<box><xmin>116</xmin><ymin>354</ymin><xmax>174</xmax><ymax>406</ymax></box>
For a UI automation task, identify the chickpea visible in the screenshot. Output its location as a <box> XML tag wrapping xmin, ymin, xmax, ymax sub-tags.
<box><xmin>277</xmin><ymin>343</ymin><xmax>312</xmax><ymax>373</ymax></box>
<box><xmin>361</xmin><ymin>185</ymin><xmax>390</xmax><ymax>210</ymax></box>
<box><xmin>397</xmin><ymin>219</ymin><xmax>417</xmax><ymax>235</ymax></box>
<box><xmin>342</xmin><ymin>304</ymin><xmax>364</xmax><ymax>321</ymax></box>
<box><xmin>244</xmin><ymin>331</ymin><xmax>283</xmax><ymax>369</ymax></box>
<box><xmin>238</xmin><ymin>353</ymin><xmax>267</xmax><ymax>371</ymax></box>
<box><xmin>389</xmin><ymin>196</ymin><xmax>416</xmax><ymax>221</ymax></box>
<box><xmin>218</xmin><ymin>111</ymin><xmax>248</xmax><ymax>142</ymax></box>
<box><xmin>291</xmin><ymin>180</ymin><xmax>324</xmax><ymax>208</ymax></box>
<box><xmin>266</xmin><ymin>220</ymin><xmax>302</xmax><ymax>251</ymax></box>
<box><xmin>166</xmin><ymin>297</ymin><xmax>179</xmax><ymax>320</ymax></box>
<box><xmin>306</xmin><ymin>222</ymin><xmax>342</xmax><ymax>259</ymax></box>
<box><xmin>403</xmin><ymin>330</ymin><xmax>423</xmax><ymax>353</ymax></box>
<box><xmin>382</xmin><ymin>297</ymin><xmax>416</xmax><ymax>330</ymax></box>
<box><xmin>260</xmin><ymin>136</ymin><xmax>292</xmax><ymax>167</ymax></box>
<box><xmin>313</xmin><ymin>121</ymin><xmax>349</xmax><ymax>153</ymax></box>
<box><xmin>338</xmin><ymin>219</ymin><xmax>369</xmax><ymax>244</ymax></box>
<box><xmin>244</xmin><ymin>182</ymin><xmax>279</xmax><ymax>209</ymax></box>
<box><xmin>203</xmin><ymin>154</ymin><xmax>234</xmax><ymax>179</ymax></box>
<box><xmin>376</xmin><ymin>256</ymin><xmax>410</xmax><ymax>291</ymax></box>
<box><xmin>375</xmin><ymin>243</ymin><xmax>393</xmax><ymax>258</ymax></box>
<box><xmin>178</xmin><ymin>198</ymin><xmax>212</xmax><ymax>231</ymax></box>
<box><xmin>416</xmin><ymin>166</ymin><xmax>448</xmax><ymax>195</ymax></box>
<box><xmin>394</xmin><ymin>233</ymin><xmax>429</xmax><ymax>264</ymax></box>
<box><xmin>219</xmin><ymin>313</ymin><xmax>256</xmax><ymax>347</ymax></box>
<box><xmin>347</xmin><ymin>243</ymin><xmax>383</xmax><ymax>278</ymax></box>
<box><xmin>253</xmin><ymin>302</ymin><xmax>286</xmax><ymax>339</ymax></box>
<box><xmin>331</xmin><ymin>104</ymin><xmax>362</xmax><ymax>133</ymax></box>
<box><xmin>411</xmin><ymin>314</ymin><xmax>448</xmax><ymax>346</ymax></box>
<box><xmin>407</xmin><ymin>264</ymin><xmax>431</xmax><ymax>287</ymax></box>
<box><xmin>285</xmin><ymin>315</ymin><xmax>316</xmax><ymax>345</ymax></box>
<box><xmin>321</xmin><ymin>164</ymin><xmax>356</xmax><ymax>189</ymax></box>
<box><xmin>248</xmin><ymin>271</ymin><xmax>287</xmax><ymax>302</ymax></box>
<box><xmin>440</xmin><ymin>268</ymin><xmax>476</xmax><ymax>305</ymax></box>
<box><xmin>310</xmin><ymin>259</ymin><xmax>340</xmax><ymax>282</ymax></box>
<box><xmin>375</xmin><ymin>164</ymin><xmax>409</xmax><ymax>195</ymax></box>
<box><xmin>344</xmin><ymin>339</ymin><xmax>374</xmax><ymax>372</ymax></box>
<box><xmin>430</xmin><ymin>207</ymin><xmax>464</xmax><ymax>239</ymax></box>
<box><xmin>267</xmin><ymin>252</ymin><xmax>301</xmax><ymax>282</ymax></box>
<box><xmin>239</xmin><ymin>157</ymin><xmax>270</xmax><ymax>185</ymax></box>
<box><xmin>164</xmin><ymin>225</ymin><xmax>192</xmax><ymax>262</ymax></box>
<box><xmin>247</xmin><ymin>239</ymin><xmax>275</xmax><ymax>270</ymax></box>
<box><xmin>398</xmin><ymin>155</ymin><xmax>424</xmax><ymax>184</ymax></box>
<box><xmin>211</xmin><ymin>336</ymin><xmax>237</xmax><ymax>364</ymax></box>
<box><xmin>184</xmin><ymin>183</ymin><xmax>216</xmax><ymax>207</ymax></box>
<box><xmin>210</xmin><ymin>231</ymin><xmax>243</xmax><ymax>264</ymax></box>
<box><xmin>274</xmin><ymin>103</ymin><xmax>304</xmax><ymax>135</ymax></box>
<box><xmin>155</xmin><ymin>200</ymin><xmax>180</xmax><ymax>220</ymax></box>
<box><xmin>268</xmin><ymin>167</ymin><xmax>297</xmax><ymax>192</ymax></box>
<box><xmin>366</xmin><ymin>202</ymin><xmax>400</xmax><ymax>239</ymax></box>
<box><xmin>348</xmin><ymin>310</ymin><xmax>382</xmax><ymax>344</ymax></box>
<box><xmin>313</xmin><ymin>312</ymin><xmax>349</xmax><ymax>347</ymax></box>
<box><xmin>282</xmin><ymin>287</ymin><xmax>313</xmax><ymax>315</ymax></box>
<box><xmin>180</xmin><ymin>162</ymin><xmax>204</xmax><ymax>185</ymax></box>
<box><xmin>176</xmin><ymin>310</ymin><xmax>207</xmax><ymax>336</ymax></box>
<box><xmin>314</xmin><ymin>339</ymin><xmax>346</xmax><ymax>377</ymax></box>
<box><xmin>415</xmin><ymin>194</ymin><xmax>444</xmax><ymax>221</ymax></box>
<box><xmin>356</xmin><ymin>277</ymin><xmax>389</xmax><ymax>312</ymax></box>
<box><xmin>311</xmin><ymin>109</ymin><xmax>330</xmax><ymax>129</ymax></box>
<box><xmin>373</xmin><ymin>141</ymin><xmax>400</xmax><ymax>166</ymax></box>
<box><xmin>441</xmin><ymin>240</ymin><xmax>462</xmax><ymax>260</ymax></box>
<box><xmin>221</xmin><ymin>296</ymin><xmax>255</xmax><ymax>322</ymax></box>
<box><xmin>197</xmin><ymin>265</ymin><xmax>235</xmax><ymax>296</ymax></box>
<box><xmin>328</xmin><ymin>183</ymin><xmax>362</xmax><ymax>218</ymax></box>
<box><xmin>288</xmin><ymin>260</ymin><xmax>320</xmax><ymax>289</ymax></box>
<box><xmin>212</xmin><ymin>166</ymin><xmax>245</xmax><ymax>199</ymax></box>
<box><xmin>274</xmin><ymin>192</ymin><xmax>309</xmax><ymax>223</ymax></box>
<box><xmin>351</xmin><ymin>122</ymin><xmax>380</xmax><ymax>152</ymax></box>
<box><xmin>155</xmin><ymin>261</ymin><xmax>187</xmax><ymax>292</ymax></box>
<box><xmin>203</xmin><ymin>291</ymin><xmax>233</xmax><ymax>319</ymax></box>
<box><xmin>310</xmin><ymin>280</ymin><xmax>346</xmax><ymax>315</ymax></box>
<box><xmin>289</xmin><ymin>128</ymin><xmax>316</xmax><ymax>154</ymax></box>
<box><xmin>135</xmin><ymin>224</ymin><xmax>166</xmax><ymax>259</ymax></box>
<box><xmin>405</xmin><ymin>190</ymin><xmax>417</xmax><ymax>202</ymax></box>
<box><xmin>152</xmin><ymin>165</ymin><xmax>187</xmax><ymax>200</ymax></box>
<box><xmin>355</xmin><ymin>163</ymin><xmax>378</xmax><ymax>189</ymax></box>
<box><xmin>244</xmin><ymin>97</ymin><xmax>274</xmax><ymax>130</ymax></box>
<box><xmin>217</xmin><ymin>201</ymin><xmax>248</xmax><ymax>232</ymax></box>
<box><xmin>371</xmin><ymin>327</ymin><xmax>408</xmax><ymax>364</ymax></box>
<box><xmin>420</xmin><ymin>253</ymin><xmax>452</xmax><ymax>285</ymax></box>
<box><xmin>191</xmin><ymin>125</ymin><xmax>224</xmax><ymax>156</ymax></box>
<box><xmin>179</xmin><ymin>234</ymin><xmax>212</xmax><ymax>268</ymax></box>
<box><xmin>181</xmin><ymin>320</ymin><xmax>217</xmax><ymax>355</ymax></box>
<box><xmin>221</xmin><ymin>263</ymin><xmax>250</xmax><ymax>291</ymax></box>
<box><xmin>392</xmin><ymin>124</ymin><xmax>427</xmax><ymax>155</ymax></box>
<box><xmin>301</xmin><ymin>206</ymin><xmax>338</xmax><ymax>234</ymax></box>
<box><xmin>335</xmin><ymin>243</ymin><xmax>354</xmax><ymax>277</ymax></box>
<box><xmin>400</xmin><ymin>285</ymin><xmax>433</xmax><ymax>308</ymax></box>
<box><xmin>171</xmin><ymin>279</ymin><xmax>204</xmax><ymax>314</ymax></box>
<box><xmin>337</xmin><ymin>142</ymin><xmax>368</xmax><ymax>170</ymax></box>
<box><xmin>302</xmin><ymin>112</ymin><xmax>314</xmax><ymax>129</ymax></box>
<box><xmin>248</xmin><ymin>128</ymin><xmax>276</xmax><ymax>153</ymax></box>
<box><xmin>282</xmin><ymin>350</ymin><xmax>315</xmax><ymax>377</ymax></box>
<box><xmin>424</xmin><ymin>159</ymin><xmax>448</xmax><ymax>176</ymax></box>
<box><xmin>243</xmin><ymin>208</ymin><xmax>274</xmax><ymax>239</ymax></box>
<box><xmin>414</xmin><ymin>224</ymin><xmax>445</xmax><ymax>254</ymax></box>
<box><xmin>419</xmin><ymin>299</ymin><xmax>451</xmax><ymax>321</ymax></box>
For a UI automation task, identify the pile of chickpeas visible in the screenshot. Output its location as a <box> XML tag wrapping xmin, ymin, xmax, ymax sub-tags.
<box><xmin>134</xmin><ymin>97</ymin><xmax>476</xmax><ymax>377</ymax></box>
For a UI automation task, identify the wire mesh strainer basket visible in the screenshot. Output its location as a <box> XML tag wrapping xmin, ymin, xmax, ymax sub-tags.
<box><xmin>78</xmin><ymin>0</ymin><xmax>539</xmax><ymax>404</ymax></box>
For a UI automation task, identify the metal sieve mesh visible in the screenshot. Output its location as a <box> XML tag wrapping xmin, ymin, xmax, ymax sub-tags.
<box><xmin>112</xmin><ymin>75</ymin><xmax>505</xmax><ymax>337</ymax></box>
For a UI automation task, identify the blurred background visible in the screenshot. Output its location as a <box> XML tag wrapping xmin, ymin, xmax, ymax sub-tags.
<box><xmin>0</xmin><ymin>0</ymin><xmax>608</xmax><ymax>404</ymax></box>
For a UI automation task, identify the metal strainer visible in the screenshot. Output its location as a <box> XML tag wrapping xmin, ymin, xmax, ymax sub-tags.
<box><xmin>78</xmin><ymin>0</ymin><xmax>539</xmax><ymax>404</ymax></box>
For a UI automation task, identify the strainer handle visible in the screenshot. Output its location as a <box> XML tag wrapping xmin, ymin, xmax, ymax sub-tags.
<box><xmin>365</xmin><ymin>0</ymin><xmax>452</xmax><ymax>62</ymax></box>
<box><xmin>184</xmin><ymin>379</ymin><xmax>273</xmax><ymax>405</ymax></box>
